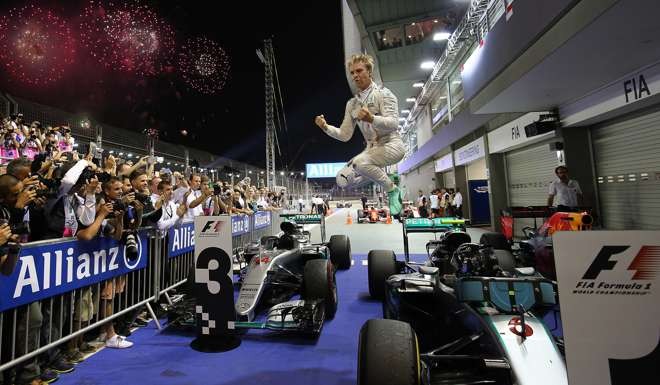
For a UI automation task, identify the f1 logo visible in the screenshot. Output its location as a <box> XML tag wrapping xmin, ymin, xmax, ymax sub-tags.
<box><xmin>201</xmin><ymin>221</ymin><xmax>222</xmax><ymax>233</ymax></box>
<box><xmin>582</xmin><ymin>246</ymin><xmax>629</xmax><ymax>279</ymax></box>
<box><xmin>582</xmin><ymin>245</ymin><xmax>660</xmax><ymax>280</ymax></box>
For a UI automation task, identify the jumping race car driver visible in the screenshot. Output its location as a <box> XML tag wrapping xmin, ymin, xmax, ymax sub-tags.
<box><xmin>314</xmin><ymin>53</ymin><xmax>405</xmax><ymax>216</ymax></box>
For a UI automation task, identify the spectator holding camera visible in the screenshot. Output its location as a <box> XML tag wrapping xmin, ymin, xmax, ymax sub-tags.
<box><xmin>21</xmin><ymin>125</ymin><xmax>43</xmax><ymax>160</ymax></box>
<box><xmin>129</xmin><ymin>170</ymin><xmax>161</xmax><ymax>225</ymax></box>
<box><xmin>94</xmin><ymin>177</ymin><xmax>134</xmax><ymax>349</ymax></box>
<box><xmin>56</xmin><ymin>126</ymin><xmax>74</xmax><ymax>152</ymax></box>
<box><xmin>1</xmin><ymin>128</ymin><xmax>21</xmax><ymax>165</ymax></box>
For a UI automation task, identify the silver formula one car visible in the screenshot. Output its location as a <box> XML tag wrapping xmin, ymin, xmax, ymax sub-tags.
<box><xmin>233</xmin><ymin>214</ymin><xmax>351</xmax><ymax>336</ymax></box>
<box><xmin>358</xmin><ymin>218</ymin><xmax>566</xmax><ymax>385</ymax></box>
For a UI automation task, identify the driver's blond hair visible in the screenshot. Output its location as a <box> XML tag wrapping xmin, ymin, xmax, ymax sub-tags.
<box><xmin>346</xmin><ymin>53</ymin><xmax>374</xmax><ymax>75</ymax></box>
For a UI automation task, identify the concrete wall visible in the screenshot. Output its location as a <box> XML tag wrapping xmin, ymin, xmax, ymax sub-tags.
<box><xmin>415</xmin><ymin>105</ymin><xmax>433</xmax><ymax>147</ymax></box>
<box><xmin>562</xmin><ymin>126</ymin><xmax>598</xmax><ymax>212</ymax></box>
<box><xmin>400</xmin><ymin>159</ymin><xmax>436</xmax><ymax>202</ymax></box>
<box><xmin>467</xmin><ymin>157</ymin><xmax>487</xmax><ymax>180</ymax></box>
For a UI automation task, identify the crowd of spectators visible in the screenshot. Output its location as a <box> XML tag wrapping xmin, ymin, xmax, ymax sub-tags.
<box><xmin>416</xmin><ymin>187</ymin><xmax>463</xmax><ymax>218</ymax></box>
<box><xmin>0</xmin><ymin>112</ymin><xmax>295</xmax><ymax>385</ymax></box>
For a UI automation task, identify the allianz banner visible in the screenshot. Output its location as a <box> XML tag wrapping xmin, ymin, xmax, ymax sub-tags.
<box><xmin>0</xmin><ymin>230</ymin><xmax>150</xmax><ymax>312</ymax></box>
<box><xmin>231</xmin><ymin>214</ymin><xmax>250</xmax><ymax>236</ymax></box>
<box><xmin>167</xmin><ymin>221</ymin><xmax>195</xmax><ymax>258</ymax></box>
<box><xmin>253</xmin><ymin>211</ymin><xmax>271</xmax><ymax>230</ymax></box>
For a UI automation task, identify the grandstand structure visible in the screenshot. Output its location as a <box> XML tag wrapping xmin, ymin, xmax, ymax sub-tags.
<box><xmin>0</xmin><ymin>91</ymin><xmax>279</xmax><ymax>184</ymax></box>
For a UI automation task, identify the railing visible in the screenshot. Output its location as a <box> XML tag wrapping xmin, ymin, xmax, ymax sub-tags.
<box><xmin>0</xmin><ymin>212</ymin><xmax>281</xmax><ymax>374</ymax></box>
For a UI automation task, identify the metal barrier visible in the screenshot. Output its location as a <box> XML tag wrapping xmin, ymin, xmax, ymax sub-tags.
<box><xmin>0</xmin><ymin>228</ymin><xmax>158</xmax><ymax>373</ymax></box>
<box><xmin>0</xmin><ymin>212</ymin><xmax>281</xmax><ymax>375</ymax></box>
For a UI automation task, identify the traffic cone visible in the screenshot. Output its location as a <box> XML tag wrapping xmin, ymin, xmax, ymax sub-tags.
<box><xmin>346</xmin><ymin>211</ymin><xmax>353</xmax><ymax>225</ymax></box>
<box><xmin>386</xmin><ymin>213</ymin><xmax>392</xmax><ymax>224</ymax></box>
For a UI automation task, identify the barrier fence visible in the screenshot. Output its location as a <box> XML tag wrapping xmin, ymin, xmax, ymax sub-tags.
<box><xmin>0</xmin><ymin>211</ymin><xmax>281</xmax><ymax>375</ymax></box>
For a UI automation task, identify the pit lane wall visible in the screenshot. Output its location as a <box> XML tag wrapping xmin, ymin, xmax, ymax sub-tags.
<box><xmin>0</xmin><ymin>211</ymin><xmax>279</xmax><ymax>372</ymax></box>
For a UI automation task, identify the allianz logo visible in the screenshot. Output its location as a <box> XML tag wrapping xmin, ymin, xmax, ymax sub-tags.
<box><xmin>232</xmin><ymin>217</ymin><xmax>250</xmax><ymax>233</ymax></box>
<box><xmin>14</xmin><ymin>240</ymin><xmax>143</xmax><ymax>299</ymax></box>
<box><xmin>171</xmin><ymin>226</ymin><xmax>195</xmax><ymax>250</ymax></box>
<box><xmin>254</xmin><ymin>214</ymin><xmax>270</xmax><ymax>227</ymax></box>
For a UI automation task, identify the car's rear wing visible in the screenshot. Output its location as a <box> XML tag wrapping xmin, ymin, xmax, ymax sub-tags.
<box><xmin>404</xmin><ymin>217</ymin><xmax>468</xmax><ymax>231</ymax></box>
<box><xmin>280</xmin><ymin>214</ymin><xmax>326</xmax><ymax>242</ymax></box>
<box><xmin>402</xmin><ymin>217</ymin><xmax>469</xmax><ymax>262</ymax></box>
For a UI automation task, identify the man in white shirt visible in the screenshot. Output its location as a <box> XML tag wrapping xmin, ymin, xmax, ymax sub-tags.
<box><xmin>417</xmin><ymin>190</ymin><xmax>428</xmax><ymax>218</ymax></box>
<box><xmin>429</xmin><ymin>189</ymin><xmax>439</xmax><ymax>218</ymax></box>
<box><xmin>184</xmin><ymin>174</ymin><xmax>207</xmax><ymax>220</ymax></box>
<box><xmin>547</xmin><ymin>166</ymin><xmax>583</xmax><ymax>210</ymax></box>
<box><xmin>297</xmin><ymin>197</ymin><xmax>304</xmax><ymax>212</ymax></box>
<box><xmin>452</xmin><ymin>188</ymin><xmax>463</xmax><ymax>218</ymax></box>
<box><xmin>156</xmin><ymin>181</ymin><xmax>187</xmax><ymax>234</ymax></box>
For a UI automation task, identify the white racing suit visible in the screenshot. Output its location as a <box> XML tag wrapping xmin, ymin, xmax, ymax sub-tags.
<box><xmin>322</xmin><ymin>82</ymin><xmax>405</xmax><ymax>191</ymax></box>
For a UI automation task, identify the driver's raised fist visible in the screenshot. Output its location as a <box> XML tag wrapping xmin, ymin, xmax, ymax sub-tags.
<box><xmin>314</xmin><ymin>115</ymin><xmax>327</xmax><ymax>130</ymax></box>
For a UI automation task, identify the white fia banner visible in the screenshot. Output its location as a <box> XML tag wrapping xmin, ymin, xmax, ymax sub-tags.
<box><xmin>554</xmin><ymin>231</ymin><xmax>660</xmax><ymax>385</ymax></box>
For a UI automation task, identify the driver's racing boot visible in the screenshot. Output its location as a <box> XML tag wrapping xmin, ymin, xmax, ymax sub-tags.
<box><xmin>387</xmin><ymin>186</ymin><xmax>402</xmax><ymax>216</ymax></box>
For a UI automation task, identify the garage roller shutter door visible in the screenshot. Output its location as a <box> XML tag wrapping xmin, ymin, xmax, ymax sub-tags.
<box><xmin>506</xmin><ymin>144</ymin><xmax>559</xmax><ymax>207</ymax></box>
<box><xmin>592</xmin><ymin>108</ymin><xmax>660</xmax><ymax>230</ymax></box>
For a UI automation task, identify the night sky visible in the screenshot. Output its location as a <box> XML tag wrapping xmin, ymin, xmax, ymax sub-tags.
<box><xmin>0</xmin><ymin>0</ymin><xmax>367</xmax><ymax>170</ymax></box>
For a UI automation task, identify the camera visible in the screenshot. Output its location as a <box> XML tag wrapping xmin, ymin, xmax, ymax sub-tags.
<box><xmin>112</xmin><ymin>199</ymin><xmax>126</xmax><ymax>212</ymax></box>
<box><xmin>134</xmin><ymin>192</ymin><xmax>151</xmax><ymax>205</ymax></box>
<box><xmin>213</xmin><ymin>184</ymin><xmax>222</xmax><ymax>195</ymax></box>
<box><xmin>3</xmin><ymin>135</ymin><xmax>13</xmax><ymax>148</ymax></box>
<box><xmin>10</xmin><ymin>221</ymin><xmax>29</xmax><ymax>236</ymax></box>
<box><xmin>78</xmin><ymin>167</ymin><xmax>96</xmax><ymax>185</ymax></box>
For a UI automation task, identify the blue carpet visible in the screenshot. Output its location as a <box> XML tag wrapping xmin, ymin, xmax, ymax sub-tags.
<box><xmin>56</xmin><ymin>252</ymin><xmax>563</xmax><ymax>385</ymax></box>
<box><xmin>56</xmin><ymin>253</ymin><xmax>428</xmax><ymax>385</ymax></box>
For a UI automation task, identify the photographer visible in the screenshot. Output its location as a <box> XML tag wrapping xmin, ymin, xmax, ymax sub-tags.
<box><xmin>0</xmin><ymin>128</ymin><xmax>20</xmax><ymax>165</ymax></box>
<box><xmin>95</xmin><ymin>177</ymin><xmax>133</xmax><ymax>348</ymax></box>
<box><xmin>0</xmin><ymin>173</ymin><xmax>70</xmax><ymax>384</ymax></box>
<box><xmin>37</xmin><ymin>160</ymin><xmax>99</xmax><ymax>240</ymax></box>
<box><xmin>21</xmin><ymin>124</ymin><xmax>43</xmax><ymax>160</ymax></box>
<box><xmin>0</xmin><ymin>169</ymin><xmax>20</xmax><ymax>276</ymax></box>
<box><xmin>129</xmin><ymin>170</ymin><xmax>161</xmax><ymax>226</ymax></box>
<box><xmin>56</xmin><ymin>126</ymin><xmax>74</xmax><ymax>152</ymax></box>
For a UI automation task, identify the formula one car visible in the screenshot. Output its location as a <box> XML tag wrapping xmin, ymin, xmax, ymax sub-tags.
<box><xmin>231</xmin><ymin>214</ymin><xmax>351</xmax><ymax>335</ymax></box>
<box><xmin>359</xmin><ymin>218</ymin><xmax>567</xmax><ymax>385</ymax></box>
<box><xmin>398</xmin><ymin>200</ymin><xmax>420</xmax><ymax>222</ymax></box>
<box><xmin>495</xmin><ymin>208</ymin><xmax>593</xmax><ymax>279</ymax></box>
<box><xmin>335</xmin><ymin>201</ymin><xmax>352</xmax><ymax>208</ymax></box>
<box><xmin>357</xmin><ymin>201</ymin><xmax>390</xmax><ymax>223</ymax></box>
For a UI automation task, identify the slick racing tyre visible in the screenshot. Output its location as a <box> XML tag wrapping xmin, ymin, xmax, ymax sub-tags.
<box><xmin>357</xmin><ymin>209</ymin><xmax>364</xmax><ymax>219</ymax></box>
<box><xmin>358</xmin><ymin>319</ymin><xmax>420</xmax><ymax>385</ymax></box>
<box><xmin>368</xmin><ymin>250</ymin><xmax>397</xmax><ymax>300</ymax></box>
<box><xmin>303</xmin><ymin>259</ymin><xmax>338</xmax><ymax>318</ymax></box>
<box><xmin>329</xmin><ymin>235</ymin><xmax>352</xmax><ymax>270</ymax></box>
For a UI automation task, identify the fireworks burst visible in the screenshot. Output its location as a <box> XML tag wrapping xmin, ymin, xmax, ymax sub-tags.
<box><xmin>79</xmin><ymin>0</ymin><xmax>175</xmax><ymax>76</ymax></box>
<box><xmin>179</xmin><ymin>36</ymin><xmax>230</xmax><ymax>95</ymax></box>
<box><xmin>0</xmin><ymin>4</ymin><xmax>76</xmax><ymax>85</ymax></box>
